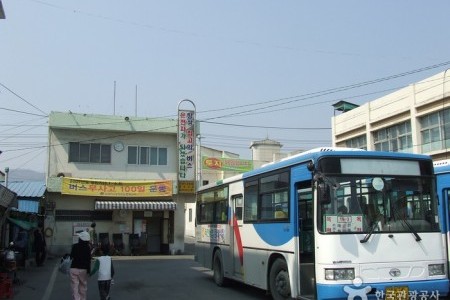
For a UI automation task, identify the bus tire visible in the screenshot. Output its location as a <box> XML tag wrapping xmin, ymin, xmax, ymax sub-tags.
<box><xmin>213</xmin><ymin>250</ymin><xmax>227</xmax><ymax>287</ymax></box>
<box><xmin>269</xmin><ymin>258</ymin><xmax>291</xmax><ymax>300</ymax></box>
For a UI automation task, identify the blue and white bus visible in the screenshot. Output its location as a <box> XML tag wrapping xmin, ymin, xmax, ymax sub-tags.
<box><xmin>195</xmin><ymin>148</ymin><xmax>449</xmax><ymax>300</ymax></box>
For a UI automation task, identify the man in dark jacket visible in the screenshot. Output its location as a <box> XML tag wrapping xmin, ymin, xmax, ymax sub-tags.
<box><xmin>70</xmin><ymin>231</ymin><xmax>92</xmax><ymax>300</ymax></box>
<box><xmin>33</xmin><ymin>226</ymin><xmax>46</xmax><ymax>267</ymax></box>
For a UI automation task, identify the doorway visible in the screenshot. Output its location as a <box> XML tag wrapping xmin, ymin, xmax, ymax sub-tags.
<box><xmin>146</xmin><ymin>215</ymin><xmax>162</xmax><ymax>254</ymax></box>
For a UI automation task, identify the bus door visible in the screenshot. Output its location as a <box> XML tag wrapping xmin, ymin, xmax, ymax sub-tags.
<box><xmin>443</xmin><ymin>188</ymin><xmax>450</xmax><ymax>270</ymax></box>
<box><xmin>297</xmin><ymin>181</ymin><xmax>315</xmax><ymax>297</ymax></box>
<box><xmin>230</xmin><ymin>194</ymin><xmax>244</xmax><ymax>277</ymax></box>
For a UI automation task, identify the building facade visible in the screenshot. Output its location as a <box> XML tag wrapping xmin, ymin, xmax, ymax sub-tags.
<box><xmin>45</xmin><ymin>112</ymin><xmax>194</xmax><ymax>256</ymax></box>
<box><xmin>332</xmin><ymin>70</ymin><xmax>450</xmax><ymax>160</ymax></box>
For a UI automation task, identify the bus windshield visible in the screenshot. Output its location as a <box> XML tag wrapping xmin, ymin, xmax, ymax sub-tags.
<box><xmin>317</xmin><ymin>174</ymin><xmax>439</xmax><ymax>235</ymax></box>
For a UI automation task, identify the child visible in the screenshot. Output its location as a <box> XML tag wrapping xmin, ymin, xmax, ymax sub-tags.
<box><xmin>91</xmin><ymin>243</ymin><xmax>115</xmax><ymax>300</ymax></box>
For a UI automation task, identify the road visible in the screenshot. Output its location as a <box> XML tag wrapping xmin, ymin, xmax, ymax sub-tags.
<box><xmin>40</xmin><ymin>255</ymin><xmax>270</xmax><ymax>300</ymax></box>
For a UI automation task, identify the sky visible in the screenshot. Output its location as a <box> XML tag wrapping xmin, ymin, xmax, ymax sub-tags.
<box><xmin>2</xmin><ymin>0</ymin><xmax>450</xmax><ymax>176</ymax></box>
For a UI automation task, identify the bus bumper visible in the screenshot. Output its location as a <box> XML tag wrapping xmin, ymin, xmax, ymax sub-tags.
<box><xmin>316</xmin><ymin>279</ymin><xmax>449</xmax><ymax>299</ymax></box>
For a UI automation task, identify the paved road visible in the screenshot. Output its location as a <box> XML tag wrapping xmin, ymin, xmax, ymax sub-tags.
<box><xmin>12</xmin><ymin>255</ymin><xmax>271</xmax><ymax>300</ymax></box>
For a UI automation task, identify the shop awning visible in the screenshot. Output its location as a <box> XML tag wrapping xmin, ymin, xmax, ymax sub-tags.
<box><xmin>94</xmin><ymin>201</ymin><xmax>177</xmax><ymax>211</ymax></box>
<box><xmin>7</xmin><ymin>217</ymin><xmax>37</xmax><ymax>230</ymax></box>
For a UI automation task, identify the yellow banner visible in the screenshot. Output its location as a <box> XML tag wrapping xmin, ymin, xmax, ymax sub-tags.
<box><xmin>61</xmin><ymin>177</ymin><xmax>173</xmax><ymax>197</ymax></box>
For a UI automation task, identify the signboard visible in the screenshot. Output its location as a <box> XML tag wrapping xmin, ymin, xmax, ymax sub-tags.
<box><xmin>178</xmin><ymin>101</ymin><xmax>196</xmax><ymax>194</ymax></box>
<box><xmin>324</xmin><ymin>215</ymin><xmax>363</xmax><ymax>232</ymax></box>
<box><xmin>61</xmin><ymin>177</ymin><xmax>173</xmax><ymax>197</ymax></box>
<box><xmin>202</xmin><ymin>156</ymin><xmax>253</xmax><ymax>172</ymax></box>
<box><xmin>178</xmin><ymin>181</ymin><xmax>195</xmax><ymax>193</ymax></box>
<box><xmin>178</xmin><ymin>109</ymin><xmax>195</xmax><ymax>182</ymax></box>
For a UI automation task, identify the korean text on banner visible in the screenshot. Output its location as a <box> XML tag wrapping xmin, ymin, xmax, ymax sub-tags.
<box><xmin>61</xmin><ymin>177</ymin><xmax>173</xmax><ymax>197</ymax></box>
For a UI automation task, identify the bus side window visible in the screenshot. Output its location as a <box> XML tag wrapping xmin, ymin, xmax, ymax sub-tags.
<box><xmin>215</xmin><ymin>200</ymin><xmax>228</xmax><ymax>223</ymax></box>
<box><xmin>233</xmin><ymin>195</ymin><xmax>243</xmax><ymax>221</ymax></box>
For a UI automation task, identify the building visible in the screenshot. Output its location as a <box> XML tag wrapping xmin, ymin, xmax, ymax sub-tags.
<box><xmin>250</xmin><ymin>138</ymin><xmax>284</xmax><ymax>168</ymax></box>
<box><xmin>45</xmin><ymin>111</ymin><xmax>194</xmax><ymax>256</ymax></box>
<box><xmin>332</xmin><ymin>70</ymin><xmax>450</xmax><ymax>160</ymax></box>
<box><xmin>1</xmin><ymin>180</ymin><xmax>46</xmax><ymax>266</ymax></box>
<box><xmin>0</xmin><ymin>184</ymin><xmax>16</xmax><ymax>247</ymax></box>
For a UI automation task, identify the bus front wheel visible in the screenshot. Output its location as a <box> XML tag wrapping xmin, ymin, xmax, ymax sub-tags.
<box><xmin>269</xmin><ymin>258</ymin><xmax>291</xmax><ymax>300</ymax></box>
<box><xmin>213</xmin><ymin>250</ymin><xmax>226</xmax><ymax>286</ymax></box>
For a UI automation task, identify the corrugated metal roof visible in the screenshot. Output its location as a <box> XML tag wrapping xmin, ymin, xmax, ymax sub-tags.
<box><xmin>1</xmin><ymin>181</ymin><xmax>46</xmax><ymax>197</ymax></box>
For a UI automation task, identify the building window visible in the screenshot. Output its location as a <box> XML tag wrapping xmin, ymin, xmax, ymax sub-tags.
<box><xmin>373</xmin><ymin>121</ymin><xmax>412</xmax><ymax>152</ymax></box>
<box><xmin>420</xmin><ymin>109</ymin><xmax>450</xmax><ymax>153</ymax></box>
<box><xmin>128</xmin><ymin>146</ymin><xmax>168</xmax><ymax>165</ymax></box>
<box><xmin>345</xmin><ymin>135</ymin><xmax>367</xmax><ymax>150</ymax></box>
<box><xmin>69</xmin><ymin>142</ymin><xmax>111</xmax><ymax>163</ymax></box>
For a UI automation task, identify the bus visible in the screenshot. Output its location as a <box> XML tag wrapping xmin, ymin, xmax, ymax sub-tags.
<box><xmin>195</xmin><ymin>148</ymin><xmax>449</xmax><ymax>300</ymax></box>
<box><xmin>433</xmin><ymin>159</ymin><xmax>450</xmax><ymax>274</ymax></box>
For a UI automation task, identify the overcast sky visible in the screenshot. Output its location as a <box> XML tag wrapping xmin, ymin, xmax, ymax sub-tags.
<box><xmin>2</xmin><ymin>0</ymin><xmax>450</xmax><ymax>175</ymax></box>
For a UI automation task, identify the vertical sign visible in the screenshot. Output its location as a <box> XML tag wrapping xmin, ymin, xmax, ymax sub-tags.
<box><xmin>178</xmin><ymin>100</ymin><xmax>196</xmax><ymax>193</ymax></box>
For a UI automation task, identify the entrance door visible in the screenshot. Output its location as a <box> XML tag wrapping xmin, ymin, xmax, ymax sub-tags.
<box><xmin>231</xmin><ymin>194</ymin><xmax>244</xmax><ymax>277</ymax></box>
<box><xmin>146</xmin><ymin>216</ymin><xmax>162</xmax><ymax>253</ymax></box>
<box><xmin>297</xmin><ymin>181</ymin><xmax>315</xmax><ymax>297</ymax></box>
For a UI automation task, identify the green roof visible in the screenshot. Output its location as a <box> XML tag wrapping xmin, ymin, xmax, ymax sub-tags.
<box><xmin>332</xmin><ymin>101</ymin><xmax>359</xmax><ymax>112</ymax></box>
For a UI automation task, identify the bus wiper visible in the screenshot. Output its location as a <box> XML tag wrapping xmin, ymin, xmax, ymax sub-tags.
<box><xmin>360</xmin><ymin>214</ymin><xmax>381</xmax><ymax>243</ymax></box>
<box><xmin>399</xmin><ymin>216</ymin><xmax>421</xmax><ymax>242</ymax></box>
<box><xmin>392</xmin><ymin>205</ymin><xmax>422</xmax><ymax>242</ymax></box>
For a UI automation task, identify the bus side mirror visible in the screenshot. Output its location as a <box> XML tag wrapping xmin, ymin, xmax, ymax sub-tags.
<box><xmin>318</xmin><ymin>183</ymin><xmax>331</xmax><ymax>205</ymax></box>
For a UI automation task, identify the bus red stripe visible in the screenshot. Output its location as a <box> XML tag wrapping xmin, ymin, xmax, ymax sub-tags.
<box><xmin>232</xmin><ymin>214</ymin><xmax>244</xmax><ymax>266</ymax></box>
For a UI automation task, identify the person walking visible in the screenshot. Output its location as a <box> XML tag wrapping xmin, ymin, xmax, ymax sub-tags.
<box><xmin>33</xmin><ymin>226</ymin><xmax>46</xmax><ymax>267</ymax></box>
<box><xmin>89</xmin><ymin>222</ymin><xmax>98</xmax><ymax>256</ymax></box>
<box><xmin>91</xmin><ymin>243</ymin><xmax>115</xmax><ymax>300</ymax></box>
<box><xmin>70</xmin><ymin>231</ymin><xmax>92</xmax><ymax>300</ymax></box>
<box><xmin>14</xmin><ymin>228</ymin><xmax>28</xmax><ymax>267</ymax></box>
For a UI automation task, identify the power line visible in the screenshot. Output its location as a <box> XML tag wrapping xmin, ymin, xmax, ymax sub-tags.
<box><xmin>199</xmin><ymin>62</ymin><xmax>450</xmax><ymax>120</ymax></box>
<box><xmin>0</xmin><ymin>82</ymin><xmax>48</xmax><ymax>115</ymax></box>
<box><xmin>200</xmin><ymin>120</ymin><xmax>330</xmax><ymax>130</ymax></box>
<box><xmin>0</xmin><ymin>107</ymin><xmax>47</xmax><ymax>117</ymax></box>
<box><xmin>2</xmin><ymin>62</ymin><xmax>450</xmax><ymax>155</ymax></box>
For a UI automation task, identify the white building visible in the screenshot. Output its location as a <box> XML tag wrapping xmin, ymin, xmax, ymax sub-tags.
<box><xmin>332</xmin><ymin>70</ymin><xmax>450</xmax><ymax>161</ymax></box>
<box><xmin>45</xmin><ymin>111</ymin><xmax>194</xmax><ymax>255</ymax></box>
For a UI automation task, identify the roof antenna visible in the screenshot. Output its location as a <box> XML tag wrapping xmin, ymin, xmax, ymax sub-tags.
<box><xmin>113</xmin><ymin>81</ymin><xmax>116</xmax><ymax>115</ymax></box>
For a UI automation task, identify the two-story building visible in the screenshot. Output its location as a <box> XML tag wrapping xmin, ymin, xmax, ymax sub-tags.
<box><xmin>45</xmin><ymin>111</ymin><xmax>194</xmax><ymax>256</ymax></box>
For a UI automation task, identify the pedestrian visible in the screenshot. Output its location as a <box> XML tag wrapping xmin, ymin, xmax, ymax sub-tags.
<box><xmin>89</xmin><ymin>222</ymin><xmax>98</xmax><ymax>255</ymax></box>
<box><xmin>14</xmin><ymin>228</ymin><xmax>28</xmax><ymax>267</ymax></box>
<box><xmin>33</xmin><ymin>226</ymin><xmax>46</xmax><ymax>267</ymax></box>
<box><xmin>70</xmin><ymin>231</ymin><xmax>92</xmax><ymax>300</ymax></box>
<box><xmin>91</xmin><ymin>243</ymin><xmax>115</xmax><ymax>300</ymax></box>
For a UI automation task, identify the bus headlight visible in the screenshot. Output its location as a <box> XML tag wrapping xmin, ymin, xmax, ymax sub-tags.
<box><xmin>325</xmin><ymin>268</ymin><xmax>355</xmax><ymax>280</ymax></box>
<box><xmin>428</xmin><ymin>264</ymin><xmax>445</xmax><ymax>276</ymax></box>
